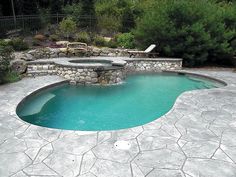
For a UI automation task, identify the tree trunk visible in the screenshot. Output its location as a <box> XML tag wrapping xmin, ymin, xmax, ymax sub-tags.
<box><xmin>11</xmin><ymin>0</ymin><xmax>17</xmax><ymax>29</ymax></box>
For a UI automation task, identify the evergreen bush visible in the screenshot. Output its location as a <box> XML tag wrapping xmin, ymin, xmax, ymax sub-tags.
<box><xmin>59</xmin><ymin>17</ymin><xmax>77</xmax><ymax>40</ymax></box>
<box><xmin>0</xmin><ymin>42</ymin><xmax>14</xmax><ymax>84</ymax></box>
<box><xmin>75</xmin><ymin>31</ymin><xmax>91</xmax><ymax>44</ymax></box>
<box><xmin>116</xmin><ymin>32</ymin><xmax>135</xmax><ymax>49</ymax></box>
<box><xmin>134</xmin><ymin>0</ymin><xmax>236</xmax><ymax>66</ymax></box>
<box><xmin>93</xmin><ymin>36</ymin><xmax>107</xmax><ymax>47</ymax></box>
<box><xmin>8</xmin><ymin>38</ymin><xmax>29</xmax><ymax>51</ymax></box>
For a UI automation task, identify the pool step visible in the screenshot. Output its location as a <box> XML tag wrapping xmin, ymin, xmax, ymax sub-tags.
<box><xmin>27</xmin><ymin>70</ymin><xmax>56</xmax><ymax>76</ymax></box>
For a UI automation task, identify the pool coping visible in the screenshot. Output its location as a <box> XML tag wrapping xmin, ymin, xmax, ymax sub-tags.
<box><xmin>28</xmin><ymin>57</ymin><xmax>127</xmax><ymax>69</ymax></box>
<box><xmin>0</xmin><ymin>70</ymin><xmax>236</xmax><ymax>176</ymax></box>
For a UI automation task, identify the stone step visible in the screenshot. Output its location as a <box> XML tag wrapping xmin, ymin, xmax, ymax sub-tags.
<box><xmin>27</xmin><ymin>70</ymin><xmax>56</xmax><ymax>74</ymax></box>
<box><xmin>27</xmin><ymin>70</ymin><xmax>57</xmax><ymax>76</ymax></box>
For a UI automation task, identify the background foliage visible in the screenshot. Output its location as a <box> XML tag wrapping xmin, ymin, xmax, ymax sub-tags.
<box><xmin>0</xmin><ymin>0</ymin><xmax>235</xmax><ymax>66</ymax></box>
<box><xmin>0</xmin><ymin>41</ymin><xmax>14</xmax><ymax>84</ymax></box>
<box><xmin>134</xmin><ymin>0</ymin><xmax>236</xmax><ymax>66</ymax></box>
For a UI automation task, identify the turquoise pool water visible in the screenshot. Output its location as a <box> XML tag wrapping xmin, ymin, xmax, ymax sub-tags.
<box><xmin>17</xmin><ymin>73</ymin><xmax>222</xmax><ymax>131</ymax></box>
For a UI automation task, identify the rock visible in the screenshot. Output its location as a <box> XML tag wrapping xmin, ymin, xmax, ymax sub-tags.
<box><xmin>58</xmin><ymin>52</ymin><xmax>66</xmax><ymax>57</ymax></box>
<box><xmin>77</xmin><ymin>69</ymin><xmax>83</xmax><ymax>73</ymax></box>
<box><xmin>27</xmin><ymin>49</ymin><xmax>37</xmax><ymax>55</ymax></box>
<box><xmin>101</xmin><ymin>80</ymin><xmax>108</xmax><ymax>85</ymax></box>
<box><xmin>10</xmin><ymin>59</ymin><xmax>27</xmax><ymax>74</ymax></box>
<box><xmin>24</xmin><ymin>53</ymin><xmax>34</xmax><ymax>61</ymax></box>
<box><xmin>108</xmin><ymin>53</ymin><xmax>116</xmax><ymax>57</ymax></box>
<box><xmin>91</xmin><ymin>46</ymin><xmax>101</xmax><ymax>56</ymax></box>
<box><xmin>14</xmin><ymin>52</ymin><xmax>26</xmax><ymax>60</ymax></box>
<box><xmin>56</xmin><ymin>41</ymin><xmax>69</xmax><ymax>47</ymax></box>
<box><xmin>116</xmin><ymin>78</ymin><xmax>122</xmax><ymax>83</ymax></box>
<box><xmin>92</xmin><ymin>78</ymin><xmax>98</xmax><ymax>83</ymax></box>
<box><xmin>42</xmin><ymin>65</ymin><xmax>49</xmax><ymax>70</ymax></box>
<box><xmin>64</xmin><ymin>75</ymin><xmax>70</xmax><ymax>79</ymax></box>
<box><xmin>50</xmin><ymin>53</ymin><xmax>58</xmax><ymax>58</ymax></box>
<box><xmin>70</xmin><ymin>80</ymin><xmax>77</xmax><ymax>85</ymax></box>
<box><xmin>6</xmin><ymin>29</ymin><xmax>22</xmax><ymax>38</ymax></box>
<box><xmin>100</xmin><ymin>47</ymin><xmax>110</xmax><ymax>55</ymax></box>
<box><xmin>14</xmin><ymin>52</ymin><xmax>34</xmax><ymax>62</ymax></box>
<box><xmin>91</xmin><ymin>72</ymin><xmax>97</xmax><ymax>77</ymax></box>
<box><xmin>85</xmin><ymin>76</ymin><xmax>91</xmax><ymax>81</ymax></box>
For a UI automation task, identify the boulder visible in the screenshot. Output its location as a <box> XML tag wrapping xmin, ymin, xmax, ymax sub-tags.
<box><xmin>24</xmin><ymin>53</ymin><xmax>34</xmax><ymax>61</ymax></box>
<box><xmin>6</xmin><ymin>29</ymin><xmax>22</xmax><ymax>38</ymax></box>
<box><xmin>14</xmin><ymin>52</ymin><xmax>26</xmax><ymax>60</ymax></box>
<box><xmin>91</xmin><ymin>46</ymin><xmax>101</xmax><ymax>56</ymax></box>
<box><xmin>56</xmin><ymin>41</ymin><xmax>70</xmax><ymax>47</ymax></box>
<box><xmin>27</xmin><ymin>49</ymin><xmax>37</xmax><ymax>55</ymax></box>
<box><xmin>100</xmin><ymin>47</ymin><xmax>110</xmax><ymax>55</ymax></box>
<box><xmin>10</xmin><ymin>59</ymin><xmax>27</xmax><ymax>74</ymax></box>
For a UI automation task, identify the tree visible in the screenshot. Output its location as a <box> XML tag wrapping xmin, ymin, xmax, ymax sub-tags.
<box><xmin>80</xmin><ymin>0</ymin><xmax>96</xmax><ymax>17</ymax></box>
<box><xmin>10</xmin><ymin>0</ymin><xmax>16</xmax><ymax>28</ymax></box>
<box><xmin>59</xmin><ymin>17</ymin><xmax>77</xmax><ymax>40</ymax></box>
<box><xmin>0</xmin><ymin>1</ymin><xmax>12</xmax><ymax>16</ymax></box>
<box><xmin>80</xmin><ymin>0</ymin><xmax>96</xmax><ymax>28</ymax></box>
<box><xmin>95</xmin><ymin>0</ymin><xmax>137</xmax><ymax>35</ymax></box>
<box><xmin>62</xmin><ymin>3</ymin><xmax>82</xmax><ymax>23</ymax></box>
<box><xmin>134</xmin><ymin>0</ymin><xmax>236</xmax><ymax>66</ymax></box>
<box><xmin>0</xmin><ymin>4</ymin><xmax>2</xmax><ymax>16</ymax></box>
<box><xmin>50</xmin><ymin>0</ymin><xmax>62</xmax><ymax>14</ymax></box>
<box><xmin>21</xmin><ymin>0</ymin><xmax>38</xmax><ymax>15</ymax></box>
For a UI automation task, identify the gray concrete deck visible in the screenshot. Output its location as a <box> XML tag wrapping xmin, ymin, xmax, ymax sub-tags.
<box><xmin>0</xmin><ymin>70</ymin><xmax>236</xmax><ymax>177</ymax></box>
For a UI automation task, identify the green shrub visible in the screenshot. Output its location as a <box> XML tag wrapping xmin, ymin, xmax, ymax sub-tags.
<box><xmin>62</xmin><ymin>4</ymin><xmax>82</xmax><ymax>24</ymax></box>
<box><xmin>2</xmin><ymin>71</ymin><xmax>21</xmax><ymax>83</ymax></box>
<box><xmin>116</xmin><ymin>32</ymin><xmax>135</xmax><ymax>48</ymax></box>
<box><xmin>49</xmin><ymin>34</ymin><xmax>60</xmax><ymax>42</ymax></box>
<box><xmin>134</xmin><ymin>0</ymin><xmax>236</xmax><ymax>66</ymax></box>
<box><xmin>107</xmin><ymin>40</ymin><xmax>118</xmax><ymax>48</ymax></box>
<box><xmin>93</xmin><ymin>36</ymin><xmax>107</xmax><ymax>47</ymax></box>
<box><xmin>0</xmin><ymin>42</ymin><xmax>14</xmax><ymax>84</ymax></box>
<box><xmin>32</xmin><ymin>39</ymin><xmax>41</xmax><ymax>46</ymax></box>
<box><xmin>59</xmin><ymin>17</ymin><xmax>77</xmax><ymax>40</ymax></box>
<box><xmin>8</xmin><ymin>38</ymin><xmax>29</xmax><ymax>51</ymax></box>
<box><xmin>75</xmin><ymin>32</ymin><xmax>91</xmax><ymax>44</ymax></box>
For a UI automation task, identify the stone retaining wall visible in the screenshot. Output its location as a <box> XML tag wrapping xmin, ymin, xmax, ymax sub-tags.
<box><xmin>27</xmin><ymin>63</ymin><xmax>125</xmax><ymax>85</ymax></box>
<box><xmin>14</xmin><ymin>47</ymin><xmax>129</xmax><ymax>61</ymax></box>
<box><xmin>125</xmin><ymin>59</ymin><xmax>182</xmax><ymax>73</ymax></box>
<box><xmin>27</xmin><ymin>63</ymin><xmax>56</xmax><ymax>76</ymax></box>
<box><xmin>26</xmin><ymin>58</ymin><xmax>182</xmax><ymax>85</ymax></box>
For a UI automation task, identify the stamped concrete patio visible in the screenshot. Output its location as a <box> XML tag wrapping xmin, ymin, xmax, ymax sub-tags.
<box><xmin>0</xmin><ymin>70</ymin><xmax>236</xmax><ymax>177</ymax></box>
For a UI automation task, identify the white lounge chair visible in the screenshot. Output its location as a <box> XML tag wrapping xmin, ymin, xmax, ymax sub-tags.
<box><xmin>128</xmin><ymin>44</ymin><xmax>158</xmax><ymax>58</ymax></box>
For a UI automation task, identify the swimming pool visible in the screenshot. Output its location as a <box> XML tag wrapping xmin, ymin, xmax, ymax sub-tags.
<box><xmin>16</xmin><ymin>73</ymin><xmax>224</xmax><ymax>131</ymax></box>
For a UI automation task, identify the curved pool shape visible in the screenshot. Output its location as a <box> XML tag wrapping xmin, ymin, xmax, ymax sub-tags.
<box><xmin>17</xmin><ymin>73</ymin><xmax>224</xmax><ymax>131</ymax></box>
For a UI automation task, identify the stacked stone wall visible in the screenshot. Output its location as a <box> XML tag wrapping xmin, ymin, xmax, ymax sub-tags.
<box><xmin>26</xmin><ymin>58</ymin><xmax>182</xmax><ymax>85</ymax></box>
